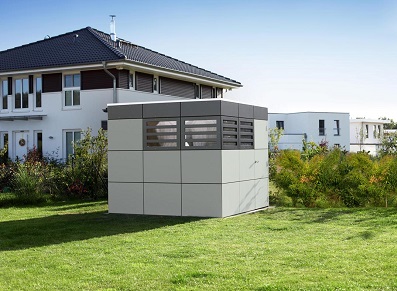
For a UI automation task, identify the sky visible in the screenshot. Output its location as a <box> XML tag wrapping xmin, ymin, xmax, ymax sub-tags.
<box><xmin>1</xmin><ymin>0</ymin><xmax>396</xmax><ymax>119</ymax></box>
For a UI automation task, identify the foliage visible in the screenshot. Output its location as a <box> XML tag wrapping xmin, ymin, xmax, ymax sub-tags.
<box><xmin>378</xmin><ymin>131</ymin><xmax>397</xmax><ymax>157</ymax></box>
<box><xmin>268</xmin><ymin>127</ymin><xmax>284</xmax><ymax>179</ymax></box>
<box><xmin>1</xmin><ymin>129</ymin><xmax>108</xmax><ymax>204</ymax></box>
<box><xmin>12</xmin><ymin>162</ymin><xmax>45</xmax><ymax>203</ymax></box>
<box><xmin>67</xmin><ymin>128</ymin><xmax>108</xmax><ymax>199</ymax></box>
<box><xmin>273</xmin><ymin>148</ymin><xmax>397</xmax><ymax>207</ymax></box>
<box><xmin>379</xmin><ymin>116</ymin><xmax>397</xmax><ymax>129</ymax></box>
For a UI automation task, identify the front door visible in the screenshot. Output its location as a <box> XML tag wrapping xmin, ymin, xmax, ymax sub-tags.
<box><xmin>15</xmin><ymin>131</ymin><xmax>28</xmax><ymax>160</ymax></box>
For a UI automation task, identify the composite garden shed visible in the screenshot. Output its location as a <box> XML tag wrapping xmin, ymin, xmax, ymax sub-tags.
<box><xmin>108</xmin><ymin>99</ymin><xmax>269</xmax><ymax>217</ymax></box>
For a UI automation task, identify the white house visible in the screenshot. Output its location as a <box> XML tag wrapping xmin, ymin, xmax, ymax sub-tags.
<box><xmin>350</xmin><ymin>118</ymin><xmax>389</xmax><ymax>155</ymax></box>
<box><xmin>0</xmin><ymin>26</ymin><xmax>241</xmax><ymax>160</ymax></box>
<box><xmin>268</xmin><ymin>112</ymin><xmax>350</xmax><ymax>151</ymax></box>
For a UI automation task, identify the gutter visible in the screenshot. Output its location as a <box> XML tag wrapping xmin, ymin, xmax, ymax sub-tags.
<box><xmin>102</xmin><ymin>61</ymin><xmax>117</xmax><ymax>103</ymax></box>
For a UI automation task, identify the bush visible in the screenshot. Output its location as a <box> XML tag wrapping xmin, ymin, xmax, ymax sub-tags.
<box><xmin>12</xmin><ymin>162</ymin><xmax>45</xmax><ymax>203</ymax></box>
<box><xmin>66</xmin><ymin>128</ymin><xmax>108</xmax><ymax>199</ymax></box>
<box><xmin>272</xmin><ymin>148</ymin><xmax>397</xmax><ymax>207</ymax></box>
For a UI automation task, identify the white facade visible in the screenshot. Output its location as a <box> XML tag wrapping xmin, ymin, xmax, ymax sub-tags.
<box><xmin>0</xmin><ymin>75</ymin><xmax>227</xmax><ymax>161</ymax></box>
<box><xmin>268</xmin><ymin>112</ymin><xmax>350</xmax><ymax>151</ymax></box>
<box><xmin>350</xmin><ymin>119</ymin><xmax>389</xmax><ymax>155</ymax></box>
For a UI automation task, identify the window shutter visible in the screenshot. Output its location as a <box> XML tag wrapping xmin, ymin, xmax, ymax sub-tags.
<box><xmin>42</xmin><ymin>73</ymin><xmax>62</xmax><ymax>93</ymax></box>
<box><xmin>136</xmin><ymin>72</ymin><xmax>153</xmax><ymax>93</ymax></box>
<box><xmin>7</xmin><ymin>77</ymin><xmax>12</xmax><ymax>95</ymax></box>
<box><xmin>159</xmin><ymin>77</ymin><xmax>195</xmax><ymax>98</ymax></box>
<box><xmin>201</xmin><ymin>85</ymin><xmax>212</xmax><ymax>99</ymax></box>
<box><xmin>29</xmin><ymin>75</ymin><xmax>34</xmax><ymax>94</ymax></box>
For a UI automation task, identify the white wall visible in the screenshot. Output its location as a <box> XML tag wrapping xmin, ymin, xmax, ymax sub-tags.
<box><xmin>269</xmin><ymin>112</ymin><xmax>350</xmax><ymax>151</ymax></box>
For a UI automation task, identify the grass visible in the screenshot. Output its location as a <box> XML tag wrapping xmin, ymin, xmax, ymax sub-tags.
<box><xmin>1</xmin><ymin>200</ymin><xmax>397</xmax><ymax>290</ymax></box>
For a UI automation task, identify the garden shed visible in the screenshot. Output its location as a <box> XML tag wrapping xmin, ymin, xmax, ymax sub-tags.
<box><xmin>107</xmin><ymin>99</ymin><xmax>269</xmax><ymax>217</ymax></box>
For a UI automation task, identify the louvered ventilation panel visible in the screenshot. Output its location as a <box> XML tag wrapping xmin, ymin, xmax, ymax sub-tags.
<box><xmin>144</xmin><ymin>119</ymin><xmax>180</xmax><ymax>150</ymax></box>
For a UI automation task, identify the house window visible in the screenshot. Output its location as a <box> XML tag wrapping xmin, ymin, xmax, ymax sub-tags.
<box><xmin>34</xmin><ymin>131</ymin><xmax>43</xmax><ymax>158</ymax></box>
<box><xmin>373</xmin><ymin>125</ymin><xmax>377</xmax><ymax>139</ymax></box>
<box><xmin>334</xmin><ymin>120</ymin><xmax>340</xmax><ymax>136</ymax></box>
<box><xmin>378</xmin><ymin>125</ymin><xmax>381</xmax><ymax>138</ymax></box>
<box><xmin>276</xmin><ymin>121</ymin><xmax>284</xmax><ymax>130</ymax></box>
<box><xmin>1</xmin><ymin>80</ymin><xmax>8</xmax><ymax>110</ymax></box>
<box><xmin>365</xmin><ymin>125</ymin><xmax>369</xmax><ymax>138</ymax></box>
<box><xmin>35</xmin><ymin>77</ymin><xmax>42</xmax><ymax>108</ymax></box>
<box><xmin>65</xmin><ymin>130</ymin><xmax>81</xmax><ymax>158</ymax></box>
<box><xmin>334</xmin><ymin>144</ymin><xmax>340</xmax><ymax>148</ymax></box>
<box><xmin>101</xmin><ymin>120</ymin><xmax>108</xmax><ymax>130</ymax></box>
<box><xmin>15</xmin><ymin>78</ymin><xmax>29</xmax><ymax>109</ymax></box>
<box><xmin>319</xmin><ymin>120</ymin><xmax>325</xmax><ymax>136</ymax></box>
<box><xmin>0</xmin><ymin>132</ymin><xmax>8</xmax><ymax>160</ymax></box>
<box><xmin>64</xmin><ymin>74</ymin><xmax>80</xmax><ymax>107</ymax></box>
<box><xmin>129</xmin><ymin>73</ymin><xmax>134</xmax><ymax>88</ymax></box>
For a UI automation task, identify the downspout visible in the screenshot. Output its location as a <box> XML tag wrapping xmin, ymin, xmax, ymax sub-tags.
<box><xmin>102</xmin><ymin>61</ymin><xmax>117</xmax><ymax>103</ymax></box>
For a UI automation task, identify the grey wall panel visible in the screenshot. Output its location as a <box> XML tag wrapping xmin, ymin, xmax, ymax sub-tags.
<box><xmin>240</xmin><ymin>180</ymin><xmax>256</xmax><ymax>212</ymax></box>
<box><xmin>144</xmin><ymin>151</ymin><xmax>181</xmax><ymax>183</ymax></box>
<box><xmin>108</xmin><ymin>182</ymin><xmax>144</xmax><ymax>214</ymax></box>
<box><xmin>255</xmin><ymin>178</ymin><xmax>269</xmax><ymax>208</ymax></box>
<box><xmin>181</xmin><ymin>100</ymin><xmax>221</xmax><ymax>117</ymax></box>
<box><xmin>143</xmin><ymin>102</ymin><xmax>180</xmax><ymax>118</ymax></box>
<box><xmin>222</xmin><ymin>150</ymin><xmax>240</xmax><ymax>183</ymax></box>
<box><xmin>254</xmin><ymin>120</ymin><xmax>268</xmax><ymax>149</ymax></box>
<box><xmin>254</xmin><ymin>149</ymin><xmax>268</xmax><ymax>179</ymax></box>
<box><xmin>222</xmin><ymin>182</ymin><xmax>240</xmax><ymax>217</ymax></box>
<box><xmin>108</xmin><ymin>104</ymin><xmax>143</xmax><ymax>120</ymax></box>
<box><xmin>108</xmin><ymin>151</ymin><xmax>143</xmax><ymax>183</ymax></box>
<box><xmin>144</xmin><ymin>183</ymin><xmax>182</xmax><ymax>216</ymax></box>
<box><xmin>181</xmin><ymin>150</ymin><xmax>222</xmax><ymax>183</ymax></box>
<box><xmin>221</xmin><ymin>101</ymin><xmax>239</xmax><ymax>117</ymax></box>
<box><xmin>239</xmin><ymin>104</ymin><xmax>254</xmax><ymax>118</ymax></box>
<box><xmin>108</xmin><ymin>119</ymin><xmax>143</xmax><ymax>151</ymax></box>
<box><xmin>239</xmin><ymin>150</ymin><xmax>255</xmax><ymax>181</ymax></box>
<box><xmin>182</xmin><ymin>184</ymin><xmax>222</xmax><ymax>217</ymax></box>
<box><xmin>254</xmin><ymin>106</ymin><xmax>268</xmax><ymax>120</ymax></box>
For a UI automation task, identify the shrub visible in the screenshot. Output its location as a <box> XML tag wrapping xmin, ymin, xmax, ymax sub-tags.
<box><xmin>12</xmin><ymin>162</ymin><xmax>44</xmax><ymax>203</ymax></box>
<box><xmin>67</xmin><ymin>128</ymin><xmax>108</xmax><ymax>199</ymax></box>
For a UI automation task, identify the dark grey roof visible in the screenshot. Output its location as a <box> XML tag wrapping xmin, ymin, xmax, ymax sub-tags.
<box><xmin>0</xmin><ymin>27</ymin><xmax>241</xmax><ymax>86</ymax></box>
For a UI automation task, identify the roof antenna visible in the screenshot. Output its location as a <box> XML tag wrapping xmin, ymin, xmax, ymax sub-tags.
<box><xmin>110</xmin><ymin>15</ymin><xmax>116</xmax><ymax>41</ymax></box>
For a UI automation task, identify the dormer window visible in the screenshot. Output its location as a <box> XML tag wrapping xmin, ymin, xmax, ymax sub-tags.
<box><xmin>64</xmin><ymin>74</ymin><xmax>80</xmax><ymax>107</ymax></box>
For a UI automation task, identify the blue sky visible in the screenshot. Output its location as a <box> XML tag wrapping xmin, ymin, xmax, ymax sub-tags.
<box><xmin>1</xmin><ymin>0</ymin><xmax>396</xmax><ymax>119</ymax></box>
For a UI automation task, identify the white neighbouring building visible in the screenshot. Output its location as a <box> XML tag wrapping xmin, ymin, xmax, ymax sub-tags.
<box><xmin>350</xmin><ymin>118</ymin><xmax>389</xmax><ymax>155</ymax></box>
<box><xmin>0</xmin><ymin>26</ymin><xmax>241</xmax><ymax>160</ymax></box>
<box><xmin>268</xmin><ymin>112</ymin><xmax>350</xmax><ymax>151</ymax></box>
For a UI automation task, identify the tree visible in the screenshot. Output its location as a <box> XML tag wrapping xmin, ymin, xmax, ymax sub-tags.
<box><xmin>378</xmin><ymin>131</ymin><xmax>397</xmax><ymax>157</ymax></box>
<box><xmin>379</xmin><ymin>117</ymin><xmax>397</xmax><ymax>129</ymax></box>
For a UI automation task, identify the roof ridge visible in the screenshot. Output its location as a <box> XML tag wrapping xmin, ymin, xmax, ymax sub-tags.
<box><xmin>87</xmin><ymin>27</ymin><xmax>126</xmax><ymax>59</ymax></box>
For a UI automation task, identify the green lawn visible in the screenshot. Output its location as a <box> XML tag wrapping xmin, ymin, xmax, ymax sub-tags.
<box><xmin>1</xmin><ymin>201</ymin><xmax>396</xmax><ymax>290</ymax></box>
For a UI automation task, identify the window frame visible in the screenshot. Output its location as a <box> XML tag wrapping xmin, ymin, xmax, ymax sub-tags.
<box><xmin>319</xmin><ymin>119</ymin><xmax>325</xmax><ymax>136</ymax></box>
<box><xmin>276</xmin><ymin>121</ymin><xmax>284</xmax><ymax>130</ymax></box>
<box><xmin>63</xmin><ymin>73</ymin><xmax>81</xmax><ymax>109</ymax></box>
<box><xmin>64</xmin><ymin>129</ymin><xmax>82</xmax><ymax>159</ymax></box>
<box><xmin>1</xmin><ymin>79</ymin><xmax>8</xmax><ymax>111</ymax></box>
<box><xmin>34</xmin><ymin>77</ymin><xmax>42</xmax><ymax>110</ymax></box>
<box><xmin>14</xmin><ymin>77</ymin><xmax>29</xmax><ymax>110</ymax></box>
<box><xmin>334</xmin><ymin>120</ymin><xmax>340</xmax><ymax>136</ymax></box>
